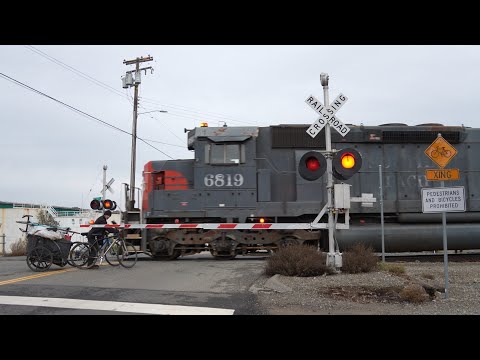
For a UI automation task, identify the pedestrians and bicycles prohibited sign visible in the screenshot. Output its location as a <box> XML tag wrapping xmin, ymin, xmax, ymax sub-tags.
<box><xmin>424</xmin><ymin>136</ymin><xmax>457</xmax><ymax>169</ymax></box>
<box><xmin>421</xmin><ymin>186</ymin><xmax>465</xmax><ymax>213</ymax></box>
<box><xmin>305</xmin><ymin>93</ymin><xmax>351</xmax><ymax>138</ymax></box>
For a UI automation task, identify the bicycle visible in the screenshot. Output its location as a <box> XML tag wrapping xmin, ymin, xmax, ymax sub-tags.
<box><xmin>431</xmin><ymin>146</ymin><xmax>451</xmax><ymax>158</ymax></box>
<box><xmin>69</xmin><ymin>232</ymin><xmax>138</xmax><ymax>269</ymax></box>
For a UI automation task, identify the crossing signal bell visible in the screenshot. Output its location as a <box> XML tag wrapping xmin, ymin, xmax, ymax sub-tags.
<box><xmin>298</xmin><ymin>148</ymin><xmax>362</xmax><ymax>181</ymax></box>
<box><xmin>90</xmin><ymin>199</ymin><xmax>117</xmax><ymax>211</ymax></box>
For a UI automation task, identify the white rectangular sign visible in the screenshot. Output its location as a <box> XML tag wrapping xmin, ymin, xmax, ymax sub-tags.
<box><xmin>305</xmin><ymin>94</ymin><xmax>351</xmax><ymax>138</ymax></box>
<box><xmin>421</xmin><ymin>186</ymin><xmax>466</xmax><ymax>213</ymax></box>
<box><xmin>306</xmin><ymin>116</ymin><xmax>327</xmax><ymax>138</ymax></box>
<box><xmin>305</xmin><ymin>93</ymin><xmax>348</xmax><ymax>118</ymax></box>
<box><xmin>306</xmin><ymin>114</ymin><xmax>351</xmax><ymax>138</ymax></box>
<box><xmin>326</xmin><ymin>115</ymin><xmax>351</xmax><ymax>137</ymax></box>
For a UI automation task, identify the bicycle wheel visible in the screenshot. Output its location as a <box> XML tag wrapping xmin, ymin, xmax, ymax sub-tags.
<box><xmin>117</xmin><ymin>242</ymin><xmax>138</xmax><ymax>268</ymax></box>
<box><xmin>67</xmin><ymin>242</ymin><xmax>87</xmax><ymax>267</ymax></box>
<box><xmin>104</xmin><ymin>241</ymin><xmax>121</xmax><ymax>266</ymax></box>
<box><xmin>26</xmin><ymin>246</ymin><xmax>53</xmax><ymax>272</ymax></box>
<box><xmin>69</xmin><ymin>242</ymin><xmax>96</xmax><ymax>269</ymax></box>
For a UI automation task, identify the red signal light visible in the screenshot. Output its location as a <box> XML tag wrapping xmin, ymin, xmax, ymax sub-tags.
<box><xmin>102</xmin><ymin>199</ymin><xmax>117</xmax><ymax>211</ymax></box>
<box><xmin>298</xmin><ymin>151</ymin><xmax>327</xmax><ymax>181</ymax></box>
<box><xmin>90</xmin><ymin>199</ymin><xmax>103</xmax><ymax>210</ymax></box>
<box><xmin>306</xmin><ymin>157</ymin><xmax>320</xmax><ymax>171</ymax></box>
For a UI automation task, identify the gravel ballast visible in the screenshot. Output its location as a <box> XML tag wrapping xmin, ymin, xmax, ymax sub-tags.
<box><xmin>254</xmin><ymin>261</ymin><xmax>480</xmax><ymax>315</ymax></box>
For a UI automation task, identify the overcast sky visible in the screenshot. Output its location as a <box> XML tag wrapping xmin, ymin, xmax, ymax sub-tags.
<box><xmin>1</xmin><ymin>45</ymin><xmax>479</xmax><ymax>209</ymax></box>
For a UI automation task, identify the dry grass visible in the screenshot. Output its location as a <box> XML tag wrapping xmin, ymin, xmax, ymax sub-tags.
<box><xmin>341</xmin><ymin>243</ymin><xmax>379</xmax><ymax>274</ymax></box>
<box><xmin>378</xmin><ymin>261</ymin><xmax>406</xmax><ymax>275</ymax></box>
<box><xmin>265</xmin><ymin>245</ymin><xmax>334</xmax><ymax>277</ymax></box>
<box><xmin>421</xmin><ymin>272</ymin><xmax>435</xmax><ymax>280</ymax></box>
<box><xmin>9</xmin><ymin>238</ymin><xmax>27</xmax><ymax>256</ymax></box>
<box><xmin>399</xmin><ymin>283</ymin><xmax>429</xmax><ymax>303</ymax></box>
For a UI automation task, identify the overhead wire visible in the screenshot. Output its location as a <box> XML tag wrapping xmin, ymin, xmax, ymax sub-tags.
<box><xmin>24</xmin><ymin>45</ymin><xmax>130</xmax><ymax>101</ymax></box>
<box><xmin>25</xmin><ymin>45</ymin><xmax>262</xmax><ymax>128</ymax></box>
<box><xmin>139</xmin><ymin>97</ymin><xmax>263</xmax><ymax>126</ymax></box>
<box><xmin>0</xmin><ymin>72</ymin><xmax>174</xmax><ymax>160</ymax></box>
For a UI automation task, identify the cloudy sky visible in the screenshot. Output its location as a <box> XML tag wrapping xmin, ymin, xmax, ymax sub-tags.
<box><xmin>1</xmin><ymin>45</ymin><xmax>479</xmax><ymax>209</ymax></box>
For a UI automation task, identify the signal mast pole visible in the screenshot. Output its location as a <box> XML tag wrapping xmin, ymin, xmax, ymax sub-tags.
<box><xmin>123</xmin><ymin>55</ymin><xmax>154</xmax><ymax>211</ymax></box>
<box><xmin>320</xmin><ymin>73</ymin><xmax>336</xmax><ymax>268</ymax></box>
<box><xmin>102</xmin><ymin>165</ymin><xmax>107</xmax><ymax>204</ymax></box>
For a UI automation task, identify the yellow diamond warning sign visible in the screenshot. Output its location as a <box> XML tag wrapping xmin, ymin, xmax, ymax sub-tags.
<box><xmin>424</xmin><ymin>136</ymin><xmax>457</xmax><ymax>169</ymax></box>
<box><xmin>425</xmin><ymin>168</ymin><xmax>460</xmax><ymax>181</ymax></box>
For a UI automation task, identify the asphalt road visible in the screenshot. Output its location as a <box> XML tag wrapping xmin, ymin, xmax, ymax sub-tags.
<box><xmin>0</xmin><ymin>252</ymin><xmax>269</xmax><ymax>315</ymax></box>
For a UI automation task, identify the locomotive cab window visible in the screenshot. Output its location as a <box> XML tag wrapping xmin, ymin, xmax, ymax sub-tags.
<box><xmin>206</xmin><ymin>143</ymin><xmax>245</xmax><ymax>165</ymax></box>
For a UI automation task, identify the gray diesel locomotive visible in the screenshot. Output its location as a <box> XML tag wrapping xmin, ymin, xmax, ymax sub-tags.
<box><xmin>136</xmin><ymin>123</ymin><xmax>480</xmax><ymax>259</ymax></box>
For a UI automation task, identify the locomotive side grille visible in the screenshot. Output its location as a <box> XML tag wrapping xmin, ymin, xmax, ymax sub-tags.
<box><xmin>382</xmin><ymin>131</ymin><xmax>461</xmax><ymax>144</ymax></box>
<box><xmin>271</xmin><ymin>126</ymin><xmax>325</xmax><ymax>148</ymax></box>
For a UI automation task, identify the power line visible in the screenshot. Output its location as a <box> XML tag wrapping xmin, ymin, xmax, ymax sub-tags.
<box><xmin>139</xmin><ymin>97</ymin><xmax>263</xmax><ymax>126</ymax></box>
<box><xmin>24</xmin><ymin>45</ymin><xmax>130</xmax><ymax>101</ymax></box>
<box><xmin>140</xmin><ymin>138</ymin><xmax>185</xmax><ymax>148</ymax></box>
<box><xmin>142</xmin><ymin>113</ymin><xmax>186</xmax><ymax>144</ymax></box>
<box><xmin>25</xmin><ymin>45</ymin><xmax>263</xmax><ymax>128</ymax></box>
<box><xmin>137</xmin><ymin>101</ymin><xmax>243</xmax><ymax>128</ymax></box>
<box><xmin>0</xmin><ymin>72</ymin><xmax>174</xmax><ymax>159</ymax></box>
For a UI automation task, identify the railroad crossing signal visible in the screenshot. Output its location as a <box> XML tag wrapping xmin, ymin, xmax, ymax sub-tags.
<box><xmin>90</xmin><ymin>199</ymin><xmax>117</xmax><ymax>211</ymax></box>
<box><xmin>298</xmin><ymin>151</ymin><xmax>327</xmax><ymax>181</ymax></box>
<box><xmin>305</xmin><ymin>93</ymin><xmax>351</xmax><ymax>138</ymax></box>
<box><xmin>424</xmin><ymin>135</ymin><xmax>457</xmax><ymax>169</ymax></box>
<box><xmin>298</xmin><ymin>148</ymin><xmax>362</xmax><ymax>181</ymax></box>
<box><xmin>332</xmin><ymin>148</ymin><xmax>362</xmax><ymax>180</ymax></box>
<box><xmin>104</xmin><ymin>178</ymin><xmax>115</xmax><ymax>194</ymax></box>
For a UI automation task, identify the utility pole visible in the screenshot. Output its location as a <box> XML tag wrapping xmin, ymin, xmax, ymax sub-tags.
<box><xmin>122</xmin><ymin>55</ymin><xmax>154</xmax><ymax>211</ymax></box>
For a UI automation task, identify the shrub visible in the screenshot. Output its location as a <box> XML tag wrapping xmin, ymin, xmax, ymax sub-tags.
<box><xmin>342</xmin><ymin>243</ymin><xmax>379</xmax><ymax>274</ymax></box>
<box><xmin>399</xmin><ymin>284</ymin><xmax>429</xmax><ymax>303</ymax></box>
<box><xmin>378</xmin><ymin>262</ymin><xmax>406</xmax><ymax>275</ymax></box>
<box><xmin>9</xmin><ymin>237</ymin><xmax>27</xmax><ymax>256</ymax></box>
<box><xmin>265</xmin><ymin>244</ymin><xmax>333</xmax><ymax>277</ymax></box>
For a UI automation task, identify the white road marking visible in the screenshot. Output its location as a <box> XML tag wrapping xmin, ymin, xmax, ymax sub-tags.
<box><xmin>0</xmin><ymin>296</ymin><xmax>235</xmax><ymax>315</ymax></box>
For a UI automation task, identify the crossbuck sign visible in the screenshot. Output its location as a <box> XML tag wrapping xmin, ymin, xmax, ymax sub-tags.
<box><xmin>305</xmin><ymin>93</ymin><xmax>351</xmax><ymax>138</ymax></box>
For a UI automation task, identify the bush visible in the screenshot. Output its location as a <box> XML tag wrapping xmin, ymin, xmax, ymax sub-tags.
<box><xmin>342</xmin><ymin>243</ymin><xmax>379</xmax><ymax>274</ymax></box>
<box><xmin>399</xmin><ymin>284</ymin><xmax>429</xmax><ymax>303</ymax></box>
<box><xmin>378</xmin><ymin>262</ymin><xmax>406</xmax><ymax>275</ymax></box>
<box><xmin>9</xmin><ymin>237</ymin><xmax>27</xmax><ymax>256</ymax></box>
<box><xmin>265</xmin><ymin>244</ymin><xmax>334</xmax><ymax>277</ymax></box>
